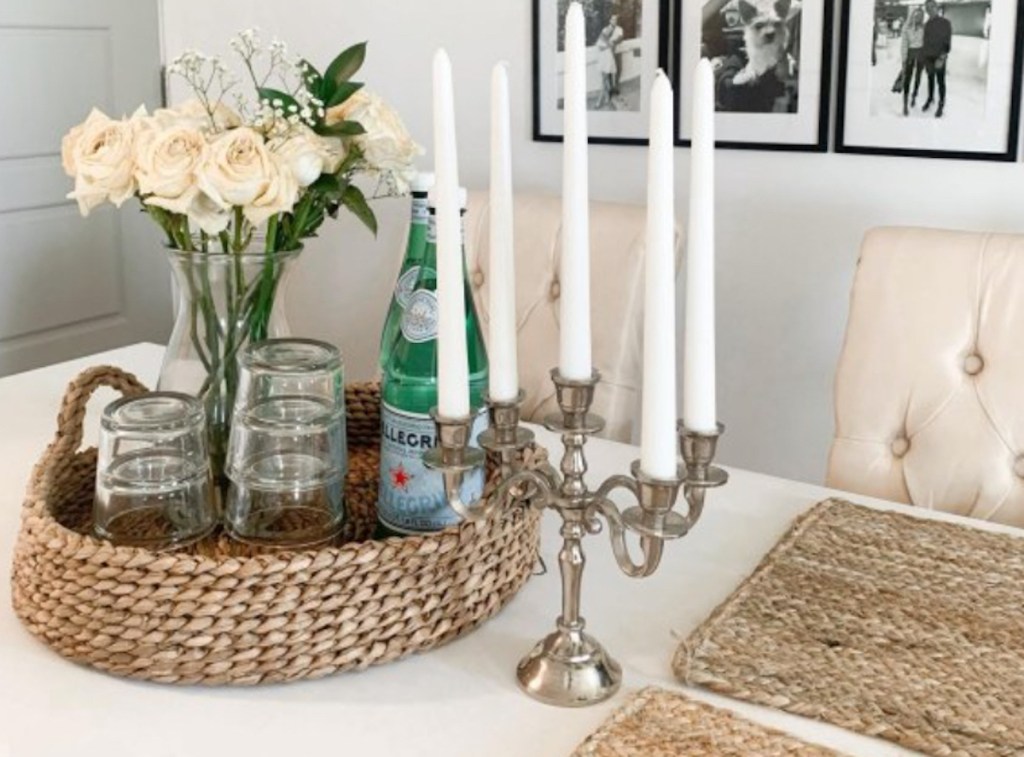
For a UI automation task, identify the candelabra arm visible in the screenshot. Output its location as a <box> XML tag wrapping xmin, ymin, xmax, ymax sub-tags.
<box><xmin>587</xmin><ymin>485</ymin><xmax>664</xmax><ymax>578</ymax></box>
<box><xmin>681</xmin><ymin>487</ymin><xmax>708</xmax><ymax>532</ymax></box>
<box><xmin>479</xmin><ymin>391</ymin><xmax>536</xmax><ymax>477</ymax></box>
<box><xmin>493</xmin><ymin>468</ymin><xmax>558</xmax><ymax>514</ymax></box>
<box><xmin>422</xmin><ymin>410</ymin><xmax>488</xmax><ymax>523</ymax></box>
<box><xmin>678</xmin><ymin>421</ymin><xmax>729</xmax><ymax>534</ymax></box>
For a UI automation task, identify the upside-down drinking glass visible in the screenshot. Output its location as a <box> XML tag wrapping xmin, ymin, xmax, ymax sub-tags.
<box><xmin>94</xmin><ymin>392</ymin><xmax>217</xmax><ymax>549</ymax></box>
<box><xmin>225</xmin><ymin>339</ymin><xmax>347</xmax><ymax>546</ymax></box>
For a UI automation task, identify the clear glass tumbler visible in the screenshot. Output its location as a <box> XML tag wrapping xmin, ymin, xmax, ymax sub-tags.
<box><xmin>235</xmin><ymin>338</ymin><xmax>345</xmax><ymax>413</ymax></box>
<box><xmin>225</xmin><ymin>339</ymin><xmax>347</xmax><ymax>547</ymax></box>
<box><xmin>94</xmin><ymin>392</ymin><xmax>217</xmax><ymax>549</ymax></box>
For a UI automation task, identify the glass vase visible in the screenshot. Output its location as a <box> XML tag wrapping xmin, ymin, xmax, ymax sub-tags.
<box><xmin>157</xmin><ymin>246</ymin><xmax>300</xmax><ymax>493</ymax></box>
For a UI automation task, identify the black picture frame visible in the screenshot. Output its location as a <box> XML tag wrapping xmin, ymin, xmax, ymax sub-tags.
<box><xmin>673</xmin><ymin>0</ymin><xmax>834</xmax><ymax>152</ymax></box>
<box><xmin>835</xmin><ymin>0</ymin><xmax>1024</xmax><ymax>161</ymax></box>
<box><xmin>532</xmin><ymin>0</ymin><xmax>673</xmax><ymax>145</ymax></box>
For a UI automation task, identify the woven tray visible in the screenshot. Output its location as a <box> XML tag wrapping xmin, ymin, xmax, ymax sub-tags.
<box><xmin>572</xmin><ymin>687</ymin><xmax>838</xmax><ymax>756</ymax></box>
<box><xmin>673</xmin><ymin>498</ymin><xmax>1024</xmax><ymax>756</ymax></box>
<box><xmin>11</xmin><ymin>366</ymin><xmax>543</xmax><ymax>685</ymax></box>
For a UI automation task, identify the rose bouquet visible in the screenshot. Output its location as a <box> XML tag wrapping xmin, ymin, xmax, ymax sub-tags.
<box><xmin>61</xmin><ymin>29</ymin><xmax>421</xmax><ymax>486</ymax></box>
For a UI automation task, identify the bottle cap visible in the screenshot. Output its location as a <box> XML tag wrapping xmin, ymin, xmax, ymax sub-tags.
<box><xmin>409</xmin><ymin>171</ymin><xmax>436</xmax><ymax>194</ymax></box>
<box><xmin>427</xmin><ymin>186</ymin><xmax>468</xmax><ymax>210</ymax></box>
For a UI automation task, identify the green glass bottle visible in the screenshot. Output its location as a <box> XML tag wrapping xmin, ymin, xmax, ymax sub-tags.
<box><xmin>377</xmin><ymin>189</ymin><xmax>489</xmax><ymax>536</ymax></box>
<box><xmin>378</xmin><ymin>172</ymin><xmax>434</xmax><ymax>372</ymax></box>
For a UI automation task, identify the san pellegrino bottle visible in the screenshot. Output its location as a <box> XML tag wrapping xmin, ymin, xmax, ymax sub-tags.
<box><xmin>377</xmin><ymin>188</ymin><xmax>489</xmax><ymax>535</ymax></box>
<box><xmin>378</xmin><ymin>172</ymin><xmax>435</xmax><ymax>372</ymax></box>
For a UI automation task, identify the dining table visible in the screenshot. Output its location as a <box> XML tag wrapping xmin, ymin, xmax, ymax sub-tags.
<box><xmin>2</xmin><ymin>342</ymin><xmax>1017</xmax><ymax>757</ymax></box>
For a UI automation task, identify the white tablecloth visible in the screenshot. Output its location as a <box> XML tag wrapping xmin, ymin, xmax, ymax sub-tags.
<box><xmin>3</xmin><ymin>344</ymin><xmax>1017</xmax><ymax>756</ymax></box>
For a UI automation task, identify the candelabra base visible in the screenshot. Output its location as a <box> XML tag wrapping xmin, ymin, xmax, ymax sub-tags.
<box><xmin>515</xmin><ymin>627</ymin><xmax>623</xmax><ymax>707</ymax></box>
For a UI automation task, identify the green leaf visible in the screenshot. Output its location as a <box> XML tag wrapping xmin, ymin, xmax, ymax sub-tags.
<box><xmin>335</xmin><ymin>145</ymin><xmax>363</xmax><ymax>174</ymax></box>
<box><xmin>327</xmin><ymin>81</ymin><xmax>364</xmax><ymax>108</ymax></box>
<box><xmin>310</xmin><ymin>173</ymin><xmax>341</xmax><ymax>195</ymax></box>
<box><xmin>257</xmin><ymin>87</ymin><xmax>301</xmax><ymax>116</ymax></box>
<box><xmin>316</xmin><ymin>119</ymin><xmax>366</xmax><ymax>137</ymax></box>
<box><xmin>341</xmin><ymin>185</ymin><xmax>377</xmax><ymax>236</ymax></box>
<box><xmin>324</xmin><ymin>42</ymin><xmax>367</xmax><ymax>87</ymax></box>
<box><xmin>298</xmin><ymin>58</ymin><xmax>323</xmax><ymax>98</ymax></box>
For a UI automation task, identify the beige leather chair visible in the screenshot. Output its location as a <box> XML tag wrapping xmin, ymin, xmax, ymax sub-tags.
<box><xmin>464</xmin><ymin>191</ymin><xmax>680</xmax><ymax>442</ymax></box>
<box><xmin>827</xmin><ymin>227</ymin><xmax>1024</xmax><ymax>527</ymax></box>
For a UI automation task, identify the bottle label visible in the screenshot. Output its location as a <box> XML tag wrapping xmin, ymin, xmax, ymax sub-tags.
<box><xmin>378</xmin><ymin>403</ymin><xmax>488</xmax><ymax>533</ymax></box>
<box><xmin>400</xmin><ymin>286</ymin><xmax>438</xmax><ymax>343</ymax></box>
<box><xmin>412</xmin><ymin>197</ymin><xmax>429</xmax><ymax>224</ymax></box>
<box><xmin>395</xmin><ymin>265</ymin><xmax>420</xmax><ymax>309</ymax></box>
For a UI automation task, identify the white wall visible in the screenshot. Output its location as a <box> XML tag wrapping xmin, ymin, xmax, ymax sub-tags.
<box><xmin>159</xmin><ymin>0</ymin><xmax>1024</xmax><ymax>485</ymax></box>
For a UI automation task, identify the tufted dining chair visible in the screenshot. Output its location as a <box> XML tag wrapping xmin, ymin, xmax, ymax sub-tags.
<box><xmin>463</xmin><ymin>191</ymin><xmax>680</xmax><ymax>443</ymax></box>
<box><xmin>827</xmin><ymin>227</ymin><xmax>1024</xmax><ymax>527</ymax></box>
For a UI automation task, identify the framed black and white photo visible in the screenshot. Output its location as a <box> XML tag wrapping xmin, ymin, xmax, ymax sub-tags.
<box><xmin>533</xmin><ymin>0</ymin><xmax>670</xmax><ymax>144</ymax></box>
<box><xmin>674</xmin><ymin>0</ymin><xmax>833</xmax><ymax>151</ymax></box>
<box><xmin>836</xmin><ymin>0</ymin><xmax>1024</xmax><ymax>160</ymax></box>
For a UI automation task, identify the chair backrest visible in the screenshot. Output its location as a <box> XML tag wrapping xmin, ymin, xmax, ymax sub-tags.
<box><xmin>464</xmin><ymin>190</ymin><xmax>680</xmax><ymax>442</ymax></box>
<box><xmin>827</xmin><ymin>227</ymin><xmax>1024</xmax><ymax>527</ymax></box>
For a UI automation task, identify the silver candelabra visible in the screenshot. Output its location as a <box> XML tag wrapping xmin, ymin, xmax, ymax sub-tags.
<box><xmin>422</xmin><ymin>368</ymin><xmax>727</xmax><ymax>707</ymax></box>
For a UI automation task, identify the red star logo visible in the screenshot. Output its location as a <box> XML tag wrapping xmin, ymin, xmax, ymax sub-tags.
<box><xmin>390</xmin><ymin>464</ymin><xmax>413</xmax><ymax>490</ymax></box>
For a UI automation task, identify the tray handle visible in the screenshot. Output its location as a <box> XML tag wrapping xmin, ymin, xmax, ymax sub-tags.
<box><xmin>47</xmin><ymin>365</ymin><xmax>149</xmax><ymax>463</ymax></box>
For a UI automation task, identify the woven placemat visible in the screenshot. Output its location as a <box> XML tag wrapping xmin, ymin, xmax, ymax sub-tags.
<box><xmin>673</xmin><ymin>498</ymin><xmax>1024</xmax><ymax>756</ymax></box>
<box><xmin>572</xmin><ymin>687</ymin><xmax>838</xmax><ymax>756</ymax></box>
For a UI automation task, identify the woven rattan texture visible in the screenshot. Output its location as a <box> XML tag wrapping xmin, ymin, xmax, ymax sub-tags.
<box><xmin>572</xmin><ymin>687</ymin><xmax>838</xmax><ymax>756</ymax></box>
<box><xmin>674</xmin><ymin>499</ymin><xmax>1024</xmax><ymax>757</ymax></box>
<box><xmin>11</xmin><ymin>366</ymin><xmax>542</xmax><ymax>685</ymax></box>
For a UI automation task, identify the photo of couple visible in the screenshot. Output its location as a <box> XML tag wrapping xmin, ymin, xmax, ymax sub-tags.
<box><xmin>871</xmin><ymin>0</ymin><xmax>991</xmax><ymax>121</ymax></box>
<box><xmin>555</xmin><ymin>0</ymin><xmax>643</xmax><ymax>112</ymax></box>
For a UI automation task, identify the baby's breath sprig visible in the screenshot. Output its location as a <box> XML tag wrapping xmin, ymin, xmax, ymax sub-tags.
<box><xmin>167</xmin><ymin>49</ymin><xmax>238</xmax><ymax>128</ymax></box>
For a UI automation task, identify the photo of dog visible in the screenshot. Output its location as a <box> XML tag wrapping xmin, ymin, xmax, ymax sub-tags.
<box><xmin>701</xmin><ymin>0</ymin><xmax>802</xmax><ymax>113</ymax></box>
<box><xmin>734</xmin><ymin>0</ymin><xmax>797</xmax><ymax>82</ymax></box>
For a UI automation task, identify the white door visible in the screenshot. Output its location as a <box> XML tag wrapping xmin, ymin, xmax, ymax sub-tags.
<box><xmin>0</xmin><ymin>0</ymin><xmax>169</xmax><ymax>376</ymax></box>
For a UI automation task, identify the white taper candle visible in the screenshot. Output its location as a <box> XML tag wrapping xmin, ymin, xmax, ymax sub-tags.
<box><xmin>559</xmin><ymin>2</ymin><xmax>593</xmax><ymax>380</ymax></box>
<box><xmin>488</xmin><ymin>62</ymin><xmax>519</xmax><ymax>403</ymax></box>
<box><xmin>640</xmin><ymin>71</ymin><xmax>678</xmax><ymax>479</ymax></box>
<box><xmin>683</xmin><ymin>58</ymin><xmax>717</xmax><ymax>433</ymax></box>
<box><xmin>432</xmin><ymin>49</ymin><xmax>470</xmax><ymax>418</ymax></box>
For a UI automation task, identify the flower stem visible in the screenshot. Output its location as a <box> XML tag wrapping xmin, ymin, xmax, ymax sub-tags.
<box><xmin>249</xmin><ymin>214</ymin><xmax>280</xmax><ymax>343</ymax></box>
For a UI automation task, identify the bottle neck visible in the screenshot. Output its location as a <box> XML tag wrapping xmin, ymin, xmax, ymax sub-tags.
<box><xmin>410</xmin><ymin>191</ymin><xmax>429</xmax><ymax>226</ymax></box>
<box><xmin>425</xmin><ymin>209</ymin><xmax>466</xmax><ymax>252</ymax></box>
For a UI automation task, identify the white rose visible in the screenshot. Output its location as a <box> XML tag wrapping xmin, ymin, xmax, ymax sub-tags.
<box><xmin>61</xmin><ymin>121</ymin><xmax>85</xmax><ymax>177</ymax></box>
<box><xmin>244</xmin><ymin>154</ymin><xmax>299</xmax><ymax>227</ymax></box>
<box><xmin>325</xmin><ymin>89</ymin><xmax>421</xmax><ymax>179</ymax></box>
<box><xmin>135</xmin><ymin>124</ymin><xmax>207</xmax><ymax>215</ymax></box>
<box><xmin>197</xmin><ymin>127</ymin><xmax>275</xmax><ymax>208</ymax></box>
<box><xmin>270</xmin><ymin>126</ymin><xmax>346</xmax><ymax>187</ymax></box>
<box><xmin>187</xmin><ymin>190</ymin><xmax>230</xmax><ymax>235</ymax></box>
<box><xmin>62</xmin><ymin>108</ymin><xmax>142</xmax><ymax>215</ymax></box>
<box><xmin>150</xmin><ymin>98</ymin><xmax>242</xmax><ymax>133</ymax></box>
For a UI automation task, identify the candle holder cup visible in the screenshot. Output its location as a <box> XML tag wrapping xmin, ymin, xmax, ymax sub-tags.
<box><xmin>426</xmin><ymin>367</ymin><xmax>727</xmax><ymax>707</ymax></box>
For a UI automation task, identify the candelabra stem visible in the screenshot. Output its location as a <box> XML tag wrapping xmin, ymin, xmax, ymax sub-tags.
<box><xmin>559</xmin><ymin>432</ymin><xmax>589</xmax><ymax>500</ymax></box>
<box><xmin>557</xmin><ymin>516</ymin><xmax>586</xmax><ymax>630</ymax></box>
<box><xmin>515</xmin><ymin>370</ymin><xmax>622</xmax><ymax>706</ymax></box>
<box><xmin>516</xmin><ymin>506</ymin><xmax>622</xmax><ymax>706</ymax></box>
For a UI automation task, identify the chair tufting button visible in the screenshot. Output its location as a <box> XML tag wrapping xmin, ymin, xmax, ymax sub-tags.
<box><xmin>891</xmin><ymin>436</ymin><xmax>910</xmax><ymax>458</ymax></box>
<box><xmin>549</xmin><ymin>279</ymin><xmax>560</xmax><ymax>301</ymax></box>
<box><xmin>1014</xmin><ymin>456</ymin><xmax>1024</xmax><ymax>479</ymax></box>
<box><xmin>472</xmin><ymin>270</ymin><xmax>484</xmax><ymax>288</ymax></box>
<box><xmin>964</xmin><ymin>353</ymin><xmax>984</xmax><ymax>376</ymax></box>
